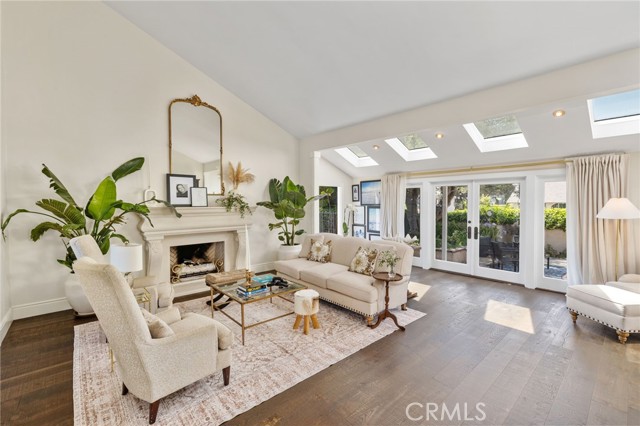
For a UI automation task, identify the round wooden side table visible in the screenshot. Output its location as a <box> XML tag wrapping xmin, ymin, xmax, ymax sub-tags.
<box><xmin>370</xmin><ymin>272</ymin><xmax>405</xmax><ymax>331</ymax></box>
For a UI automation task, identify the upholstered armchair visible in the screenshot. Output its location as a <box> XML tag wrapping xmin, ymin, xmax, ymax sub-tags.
<box><xmin>72</xmin><ymin>247</ymin><xmax>232</xmax><ymax>423</ymax></box>
<box><xmin>69</xmin><ymin>236</ymin><xmax>175</xmax><ymax>313</ymax></box>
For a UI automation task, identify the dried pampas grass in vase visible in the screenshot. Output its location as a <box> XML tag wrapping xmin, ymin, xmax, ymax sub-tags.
<box><xmin>227</xmin><ymin>161</ymin><xmax>255</xmax><ymax>191</ymax></box>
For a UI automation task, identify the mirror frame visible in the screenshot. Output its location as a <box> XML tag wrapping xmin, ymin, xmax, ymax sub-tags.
<box><xmin>169</xmin><ymin>94</ymin><xmax>225</xmax><ymax>196</ymax></box>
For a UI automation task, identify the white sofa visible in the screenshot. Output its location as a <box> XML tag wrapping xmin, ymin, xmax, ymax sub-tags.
<box><xmin>275</xmin><ymin>233</ymin><xmax>414</xmax><ymax>324</ymax></box>
<box><xmin>566</xmin><ymin>274</ymin><xmax>640</xmax><ymax>344</ymax></box>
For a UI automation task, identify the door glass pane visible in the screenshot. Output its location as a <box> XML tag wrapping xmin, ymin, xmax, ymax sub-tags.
<box><xmin>405</xmin><ymin>187</ymin><xmax>421</xmax><ymax>257</ymax></box>
<box><xmin>435</xmin><ymin>185</ymin><xmax>468</xmax><ymax>264</ymax></box>
<box><xmin>478</xmin><ymin>183</ymin><xmax>520</xmax><ymax>272</ymax></box>
<box><xmin>319</xmin><ymin>186</ymin><xmax>337</xmax><ymax>234</ymax></box>
<box><xmin>543</xmin><ymin>181</ymin><xmax>567</xmax><ymax>280</ymax></box>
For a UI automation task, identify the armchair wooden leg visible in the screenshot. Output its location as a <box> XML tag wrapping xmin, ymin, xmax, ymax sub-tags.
<box><xmin>223</xmin><ymin>365</ymin><xmax>230</xmax><ymax>386</ymax></box>
<box><xmin>366</xmin><ymin>315</ymin><xmax>374</xmax><ymax>326</ymax></box>
<box><xmin>122</xmin><ymin>383</ymin><xmax>128</xmax><ymax>395</ymax></box>
<box><xmin>149</xmin><ymin>400</ymin><xmax>160</xmax><ymax>424</ymax></box>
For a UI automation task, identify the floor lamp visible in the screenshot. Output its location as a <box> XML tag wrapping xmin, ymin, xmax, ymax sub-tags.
<box><xmin>596</xmin><ymin>198</ymin><xmax>640</xmax><ymax>280</ymax></box>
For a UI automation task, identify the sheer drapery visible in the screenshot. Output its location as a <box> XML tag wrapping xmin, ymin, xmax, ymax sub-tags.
<box><xmin>380</xmin><ymin>174</ymin><xmax>406</xmax><ymax>239</ymax></box>
<box><xmin>566</xmin><ymin>153</ymin><xmax>634</xmax><ymax>284</ymax></box>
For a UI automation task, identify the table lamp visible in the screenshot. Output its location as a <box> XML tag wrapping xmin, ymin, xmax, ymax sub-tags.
<box><xmin>596</xmin><ymin>197</ymin><xmax>640</xmax><ymax>280</ymax></box>
<box><xmin>110</xmin><ymin>243</ymin><xmax>144</xmax><ymax>286</ymax></box>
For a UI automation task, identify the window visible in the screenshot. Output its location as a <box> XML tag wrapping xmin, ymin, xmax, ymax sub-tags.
<box><xmin>591</xmin><ymin>89</ymin><xmax>640</xmax><ymax>122</ymax></box>
<box><xmin>474</xmin><ymin>115</ymin><xmax>522</xmax><ymax>139</ymax></box>
<box><xmin>335</xmin><ymin>147</ymin><xmax>378</xmax><ymax>167</ymax></box>
<box><xmin>399</xmin><ymin>134</ymin><xmax>429</xmax><ymax>150</ymax></box>
<box><xmin>385</xmin><ymin>137</ymin><xmax>437</xmax><ymax>162</ymax></box>
<box><xmin>588</xmin><ymin>89</ymin><xmax>640</xmax><ymax>139</ymax></box>
<box><xmin>463</xmin><ymin>115</ymin><xmax>528</xmax><ymax>153</ymax></box>
<box><xmin>348</xmin><ymin>146</ymin><xmax>369</xmax><ymax>158</ymax></box>
<box><xmin>319</xmin><ymin>186</ymin><xmax>338</xmax><ymax>234</ymax></box>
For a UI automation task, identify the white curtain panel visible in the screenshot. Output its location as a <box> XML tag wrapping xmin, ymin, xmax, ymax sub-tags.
<box><xmin>380</xmin><ymin>173</ymin><xmax>406</xmax><ymax>239</ymax></box>
<box><xmin>566</xmin><ymin>153</ymin><xmax>635</xmax><ymax>284</ymax></box>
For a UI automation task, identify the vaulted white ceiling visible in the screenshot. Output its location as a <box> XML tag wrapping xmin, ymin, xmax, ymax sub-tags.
<box><xmin>107</xmin><ymin>1</ymin><xmax>640</xmax><ymax>176</ymax></box>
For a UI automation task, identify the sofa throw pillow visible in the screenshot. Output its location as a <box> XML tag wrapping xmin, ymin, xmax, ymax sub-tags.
<box><xmin>308</xmin><ymin>240</ymin><xmax>332</xmax><ymax>263</ymax></box>
<box><xmin>300</xmin><ymin>234</ymin><xmax>324</xmax><ymax>258</ymax></box>
<box><xmin>349</xmin><ymin>246</ymin><xmax>379</xmax><ymax>276</ymax></box>
<box><xmin>140</xmin><ymin>308</ymin><xmax>175</xmax><ymax>339</ymax></box>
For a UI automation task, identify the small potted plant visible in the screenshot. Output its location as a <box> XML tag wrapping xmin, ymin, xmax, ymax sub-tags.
<box><xmin>378</xmin><ymin>249</ymin><xmax>401</xmax><ymax>278</ymax></box>
<box><xmin>215</xmin><ymin>191</ymin><xmax>252</xmax><ymax>218</ymax></box>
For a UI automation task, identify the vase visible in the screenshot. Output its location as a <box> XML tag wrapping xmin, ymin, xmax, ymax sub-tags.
<box><xmin>388</xmin><ymin>264</ymin><xmax>396</xmax><ymax>278</ymax></box>
<box><xmin>278</xmin><ymin>244</ymin><xmax>302</xmax><ymax>260</ymax></box>
<box><xmin>64</xmin><ymin>273</ymin><xmax>94</xmax><ymax>316</ymax></box>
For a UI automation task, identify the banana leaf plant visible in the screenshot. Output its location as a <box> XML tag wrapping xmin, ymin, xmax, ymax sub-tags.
<box><xmin>1</xmin><ymin>157</ymin><xmax>180</xmax><ymax>270</ymax></box>
<box><xmin>256</xmin><ymin>176</ymin><xmax>327</xmax><ymax>246</ymax></box>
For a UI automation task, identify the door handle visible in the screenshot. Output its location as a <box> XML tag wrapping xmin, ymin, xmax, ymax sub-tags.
<box><xmin>474</xmin><ymin>227</ymin><xmax>479</xmax><ymax>240</ymax></box>
<box><xmin>467</xmin><ymin>226</ymin><xmax>472</xmax><ymax>239</ymax></box>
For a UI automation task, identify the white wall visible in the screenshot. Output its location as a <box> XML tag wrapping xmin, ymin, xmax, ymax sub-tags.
<box><xmin>1</xmin><ymin>2</ymin><xmax>299</xmax><ymax>319</ymax></box>
<box><xmin>0</xmin><ymin>3</ymin><xmax>12</xmax><ymax>343</ymax></box>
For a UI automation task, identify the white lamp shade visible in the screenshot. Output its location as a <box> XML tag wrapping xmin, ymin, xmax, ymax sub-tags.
<box><xmin>110</xmin><ymin>244</ymin><xmax>144</xmax><ymax>273</ymax></box>
<box><xmin>597</xmin><ymin>198</ymin><xmax>640</xmax><ymax>220</ymax></box>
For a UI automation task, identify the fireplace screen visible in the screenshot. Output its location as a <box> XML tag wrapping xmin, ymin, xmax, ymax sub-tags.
<box><xmin>170</xmin><ymin>242</ymin><xmax>224</xmax><ymax>283</ymax></box>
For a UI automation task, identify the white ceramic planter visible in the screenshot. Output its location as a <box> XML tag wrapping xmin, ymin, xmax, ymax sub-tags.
<box><xmin>278</xmin><ymin>244</ymin><xmax>302</xmax><ymax>260</ymax></box>
<box><xmin>64</xmin><ymin>273</ymin><xmax>94</xmax><ymax>316</ymax></box>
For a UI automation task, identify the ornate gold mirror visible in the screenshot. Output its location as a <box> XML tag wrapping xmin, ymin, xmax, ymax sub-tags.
<box><xmin>169</xmin><ymin>95</ymin><xmax>224</xmax><ymax>195</ymax></box>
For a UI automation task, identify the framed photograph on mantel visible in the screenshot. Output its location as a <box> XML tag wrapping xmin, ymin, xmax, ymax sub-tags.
<box><xmin>353</xmin><ymin>225</ymin><xmax>366</xmax><ymax>239</ymax></box>
<box><xmin>167</xmin><ymin>173</ymin><xmax>196</xmax><ymax>206</ymax></box>
<box><xmin>190</xmin><ymin>187</ymin><xmax>208</xmax><ymax>207</ymax></box>
<box><xmin>360</xmin><ymin>180</ymin><xmax>381</xmax><ymax>206</ymax></box>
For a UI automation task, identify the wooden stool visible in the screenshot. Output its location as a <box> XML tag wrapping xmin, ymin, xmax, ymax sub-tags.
<box><xmin>293</xmin><ymin>289</ymin><xmax>320</xmax><ymax>335</ymax></box>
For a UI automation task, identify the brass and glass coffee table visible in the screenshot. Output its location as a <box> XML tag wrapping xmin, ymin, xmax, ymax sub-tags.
<box><xmin>207</xmin><ymin>279</ymin><xmax>306</xmax><ymax>345</ymax></box>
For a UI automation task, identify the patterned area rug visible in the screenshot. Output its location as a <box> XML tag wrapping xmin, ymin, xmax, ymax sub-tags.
<box><xmin>74</xmin><ymin>296</ymin><xmax>425</xmax><ymax>425</ymax></box>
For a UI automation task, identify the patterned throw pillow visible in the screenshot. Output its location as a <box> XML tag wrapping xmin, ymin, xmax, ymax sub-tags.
<box><xmin>308</xmin><ymin>240</ymin><xmax>332</xmax><ymax>263</ymax></box>
<box><xmin>349</xmin><ymin>246</ymin><xmax>379</xmax><ymax>276</ymax></box>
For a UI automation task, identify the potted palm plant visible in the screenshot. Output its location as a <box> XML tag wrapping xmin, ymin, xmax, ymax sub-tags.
<box><xmin>257</xmin><ymin>176</ymin><xmax>327</xmax><ymax>260</ymax></box>
<box><xmin>1</xmin><ymin>157</ymin><xmax>179</xmax><ymax>315</ymax></box>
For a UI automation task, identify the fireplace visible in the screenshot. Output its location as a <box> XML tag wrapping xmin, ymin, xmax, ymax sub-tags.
<box><xmin>170</xmin><ymin>242</ymin><xmax>224</xmax><ymax>283</ymax></box>
<box><xmin>138</xmin><ymin>205</ymin><xmax>253</xmax><ymax>297</ymax></box>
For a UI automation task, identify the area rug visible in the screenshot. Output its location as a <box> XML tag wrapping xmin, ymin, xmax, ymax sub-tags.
<box><xmin>73</xmin><ymin>296</ymin><xmax>425</xmax><ymax>425</ymax></box>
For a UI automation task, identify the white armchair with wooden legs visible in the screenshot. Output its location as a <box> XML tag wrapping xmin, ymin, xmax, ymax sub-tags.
<box><xmin>72</xmin><ymin>245</ymin><xmax>232</xmax><ymax>424</ymax></box>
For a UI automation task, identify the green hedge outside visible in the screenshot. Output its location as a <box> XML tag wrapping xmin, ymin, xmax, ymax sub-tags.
<box><xmin>440</xmin><ymin>206</ymin><xmax>566</xmax><ymax>232</ymax></box>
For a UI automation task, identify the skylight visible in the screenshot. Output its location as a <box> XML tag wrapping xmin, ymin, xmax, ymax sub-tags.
<box><xmin>335</xmin><ymin>147</ymin><xmax>378</xmax><ymax>167</ymax></box>
<box><xmin>385</xmin><ymin>138</ymin><xmax>437</xmax><ymax>162</ymax></box>
<box><xmin>399</xmin><ymin>134</ymin><xmax>429</xmax><ymax>150</ymax></box>
<box><xmin>588</xmin><ymin>89</ymin><xmax>640</xmax><ymax>139</ymax></box>
<box><xmin>463</xmin><ymin>115</ymin><xmax>528</xmax><ymax>153</ymax></box>
<box><xmin>591</xmin><ymin>89</ymin><xmax>640</xmax><ymax>122</ymax></box>
<box><xmin>348</xmin><ymin>146</ymin><xmax>368</xmax><ymax>158</ymax></box>
<box><xmin>474</xmin><ymin>115</ymin><xmax>522</xmax><ymax>139</ymax></box>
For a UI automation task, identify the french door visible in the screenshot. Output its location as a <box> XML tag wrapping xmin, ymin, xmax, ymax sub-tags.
<box><xmin>432</xmin><ymin>179</ymin><xmax>524</xmax><ymax>284</ymax></box>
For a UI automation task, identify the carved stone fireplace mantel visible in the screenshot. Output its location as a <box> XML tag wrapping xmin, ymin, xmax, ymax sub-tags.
<box><xmin>138</xmin><ymin>206</ymin><xmax>254</xmax><ymax>296</ymax></box>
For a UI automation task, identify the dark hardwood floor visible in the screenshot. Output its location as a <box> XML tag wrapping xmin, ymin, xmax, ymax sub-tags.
<box><xmin>1</xmin><ymin>268</ymin><xmax>638</xmax><ymax>425</ymax></box>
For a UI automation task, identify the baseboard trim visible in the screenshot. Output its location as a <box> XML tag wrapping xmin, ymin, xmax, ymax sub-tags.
<box><xmin>12</xmin><ymin>297</ymin><xmax>71</xmax><ymax>320</ymax></box>
<box><xmin>0</xmin><ymin>308</ymin><xmax>13</xmax><ymax>345</ymax></box>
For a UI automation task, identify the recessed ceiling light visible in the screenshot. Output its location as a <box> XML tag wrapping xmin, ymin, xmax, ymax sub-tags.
<box><xmin>435</xmin><ymin>132</ymin><xmax>444</xmax><ymax>139</ymax></box>
<box><xmin>552</xmin><ymin>110</ymin><xmax>565</xmax><ymax>117</ymax></box>
<box><xmin>373</xmin><ymin>144</ymin><xmax>380</xmax><ymax>150</ymax></box>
